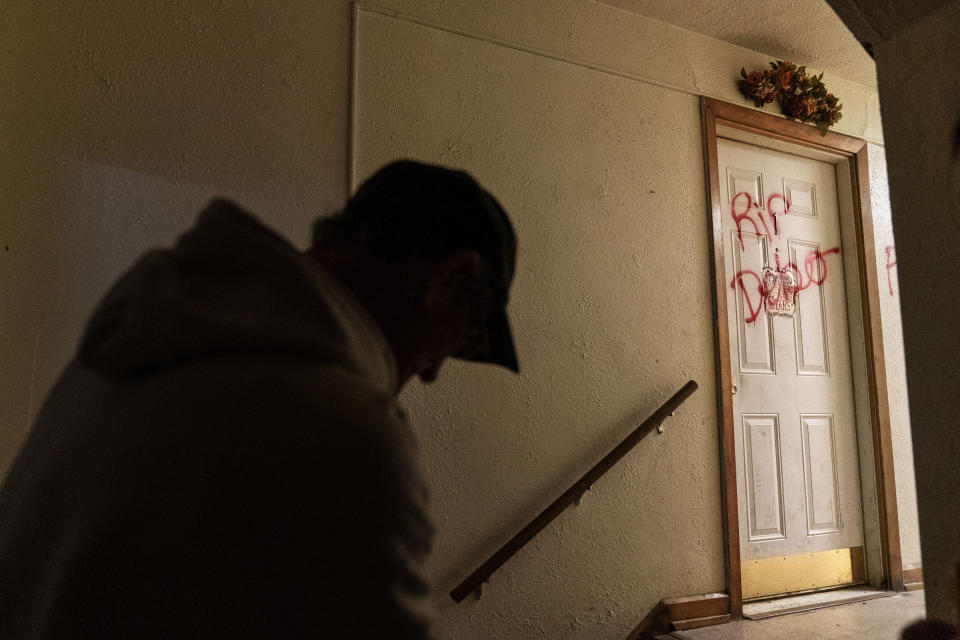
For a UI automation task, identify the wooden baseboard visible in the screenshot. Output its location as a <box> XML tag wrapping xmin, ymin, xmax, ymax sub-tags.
<box><xmin>903</xmin><ymin>567</ymin><xmax>923</xmax><ymax>591</ymax></box>
<box><xmin>663</xmin><ymin>592</ymin><xmax>730</xmax><ymax>622</ymax></box>
<box><xmin>672</xmin><ymin>613</ymin><xmax>732</xmax><ymax>630</ymax></box>
<box><xmin>626</xmin><ymin>593</ymin><xmax>730</xmax><ymax>639</ymax></box>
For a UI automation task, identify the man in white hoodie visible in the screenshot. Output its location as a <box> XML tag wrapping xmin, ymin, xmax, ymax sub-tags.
<box><xmin>0</xmin><ymin>160</ymin><xmax>519</xmax><ymax>638</ymax></box>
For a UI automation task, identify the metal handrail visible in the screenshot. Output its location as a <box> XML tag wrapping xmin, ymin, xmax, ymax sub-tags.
<box><xmin>450</xmin><ymin>380</ymin><xmax>699</xmax><ymax>603</ymax></box>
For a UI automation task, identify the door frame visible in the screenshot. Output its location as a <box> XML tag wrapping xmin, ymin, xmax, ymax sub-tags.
<box><xmin>700</xmin><ymin>97</ymin><xmax>903</xmax><ymax>618</ymax></box>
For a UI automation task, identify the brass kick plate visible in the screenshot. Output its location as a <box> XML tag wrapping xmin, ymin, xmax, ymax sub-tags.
<box><xmin>742</xmin><ymin>547</ymin><xmax>866</xmax><ymax>601</ymax></box>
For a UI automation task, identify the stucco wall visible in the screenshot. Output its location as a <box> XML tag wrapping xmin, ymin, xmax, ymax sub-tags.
<box><xmin>0</xmin><ymin>1</ymin><xmax>911</xmax><ymax>638</ymax></box>
<box><xmin>874</xmin><ymin>0</ymin><xmax>960</xmax><ymax>621</ymax></box>
<box><xmin>867</xmin><ymin>143</ymin><xmax>922</xmax><ymax>573</ymax></box>
<box><xmin>356</xmin><ymin>11</ymin><xmax>721</xmax><ymax>637</ymax></box>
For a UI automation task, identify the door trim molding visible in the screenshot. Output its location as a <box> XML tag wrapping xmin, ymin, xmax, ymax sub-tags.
<box><xmin>700</xmin><ymin>97</ymin><xmax>903</xmax><ymax>618</ymax></box>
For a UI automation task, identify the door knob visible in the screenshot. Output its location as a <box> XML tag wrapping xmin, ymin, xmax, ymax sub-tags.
<box><xmin>732</xmin><ymin>384</ymin><xmax>738</xmax><ymax>395</ymax></box>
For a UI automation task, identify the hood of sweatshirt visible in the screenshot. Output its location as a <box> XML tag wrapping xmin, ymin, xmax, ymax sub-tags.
<box><xmin>78</xmin><ymin>199</ymin><xmax>397</xmax><ymax>392</ymax></box>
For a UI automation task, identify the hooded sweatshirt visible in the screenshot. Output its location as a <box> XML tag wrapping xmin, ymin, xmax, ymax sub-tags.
<box><xmin>0</xmin><ymin>199</ymin><xmax>434</xmax><ymax>638</ymax></box>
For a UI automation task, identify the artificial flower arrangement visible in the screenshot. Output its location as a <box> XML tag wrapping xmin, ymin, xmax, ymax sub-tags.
<box><xmin>738</xmin><ymin>61</ymin><xmax>842</xmax><ymax>135</ymax></box>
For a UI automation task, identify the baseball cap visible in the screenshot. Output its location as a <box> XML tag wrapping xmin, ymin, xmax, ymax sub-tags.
<box><xmin>346</xmin><ymin>160</ymin><xmax>519</xmax><ymax>373</ymax></box>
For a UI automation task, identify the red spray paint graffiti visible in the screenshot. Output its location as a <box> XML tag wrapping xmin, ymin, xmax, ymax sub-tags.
<box><xmin>730</xmin><ymin>269</ymin><xmax>765</xmax><ymax>324</ymax></box>
<box><xmin>885</xmin><ymin>245</ymin><xmax>897</xmax><ymax>296</ymax></box>
<box><xmin>731</xmin><ymin>192</ymin><xmax>791</xmax><ymax>250</ymax></box>
<box><xmin>730</xmin><ymin>247</ymin><xmax>841</xmax><ymax>324</ymax></box>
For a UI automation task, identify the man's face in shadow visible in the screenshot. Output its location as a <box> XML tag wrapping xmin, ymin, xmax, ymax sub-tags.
<box><xmin>410</xmin><ymin>250</ymin><xmax>495</xmax><ymax>385</ymax></box>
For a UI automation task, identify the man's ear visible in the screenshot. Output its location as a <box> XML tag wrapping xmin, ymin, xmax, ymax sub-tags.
<box><xmin>423</xmin><ymin>250</ymin><xmax>484</xmax><ymax>310</ymax></box>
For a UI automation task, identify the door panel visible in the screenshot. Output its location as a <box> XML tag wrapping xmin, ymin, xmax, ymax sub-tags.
<box><xmin>719</xmin><ymin>138</ymin><xmax>864</xmax><ymax>599</ymax></box>
<box><xmin>743</xmin><ymin>414</ymin><xmax>786</xmax><ymax>541</ymax></box>
<box><xmin>801</xmin><ymin>414</ymin><xmax>841</xmax><ymax>535</ymax></box>
<box><xmin>731</xmin><ymin>231</ymin><xmax>776</xmax><ymax>374</ymax></box>
<box><xmin>790</xmin><ymin>239</ymin><xmax>831</xmax><ymax>375</ymax></box>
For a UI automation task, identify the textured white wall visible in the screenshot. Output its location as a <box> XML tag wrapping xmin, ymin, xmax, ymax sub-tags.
<box><xmin>0</xmin><ymin>1</ymin><xmax>907</xmax><ymax>638</ymax></box>
<box><xmin>356</xmin><ymin>12</ymin><xmax>720</xmax><ymax>638</ymax></box>
<box><xmin>866</xmin><ymin>143</ymin><xmax>922</xmax><ymax>573</ymax></box>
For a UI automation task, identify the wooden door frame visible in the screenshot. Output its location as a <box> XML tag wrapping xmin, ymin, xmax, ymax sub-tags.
<box><xmin>700</xmin><ymin>97</ymin><xmax>903</xmax><ymax>618</ymax></box>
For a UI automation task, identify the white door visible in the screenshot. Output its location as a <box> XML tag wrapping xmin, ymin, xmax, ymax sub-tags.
<box><xmin>719</xmin><ymin>138</ymin><xmax>865</xmax><ymax>600</ymax></box>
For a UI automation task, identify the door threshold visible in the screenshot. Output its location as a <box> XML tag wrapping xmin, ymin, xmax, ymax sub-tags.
<box><xmin>743</xmin><ymin>586</ymin><xmax>897</xmax><ymax>620</ymax></box>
